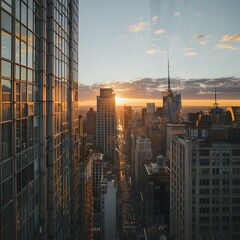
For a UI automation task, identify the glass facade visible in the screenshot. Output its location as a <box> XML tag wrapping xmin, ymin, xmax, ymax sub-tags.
<box><xmin>0</xmin><ymin>1</ymin><xmax>79</xmax><ymax>239</ymax></box>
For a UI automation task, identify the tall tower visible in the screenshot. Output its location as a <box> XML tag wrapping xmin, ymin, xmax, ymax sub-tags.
<box><xmin>0</xmin><ymin>1</ymin><xmax>79</xmax><ymax>239</ymax></box>
<box><xmin>96</xmin><ymin>88</ymin><xmax>117</xmax><ymax>162</ymax></box>
<box><xmin>162</xmin><ymin>55</ymin><xmax>182</xmax><ymax>124</ymax></box>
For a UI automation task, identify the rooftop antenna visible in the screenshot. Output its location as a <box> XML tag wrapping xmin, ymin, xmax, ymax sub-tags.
<box><xmin>167</xmin><ymin>51</ymin><xmax>171</xmax><ymax>92</ymax></box>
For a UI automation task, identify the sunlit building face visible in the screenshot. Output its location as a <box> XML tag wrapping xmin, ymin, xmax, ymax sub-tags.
<box><xmin>0</xmin><ymin>1</ymin><xmax>79</xmax><ymax>239</ymax></box>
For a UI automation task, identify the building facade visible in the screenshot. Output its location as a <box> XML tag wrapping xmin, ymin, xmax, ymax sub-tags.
<box><xmin>134</xmin><ymin>136</ymin><xmax>152</xmax><ymax>192</ymax></box>
<box><xmin>96</xmin><ymin>88</ymin><xmax>116</xmax><ymax>162</ymax></box>
<box><xmin>171</xmin><ymin>129</ymin><xmax>240</xmax><ymax>240</ymax></box>
<box><xmin>0</xmin><ymin>1</ymin><xmax>79</xmax><ymax>239</ymax></box>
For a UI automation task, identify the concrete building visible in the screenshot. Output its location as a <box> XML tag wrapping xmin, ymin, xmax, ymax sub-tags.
<box><xmin>166</xmin><ymin>123</ymin><xmax>186</xmax><ymax>160</ymax></box>
<box><xmin>101</xmin><ymin>176</ymin><xmax>117</xmax><ymax>240</ymax></box>
<box><xmin>143</xmin><ymin>156</ymin><xmax>170</xmax><ymax>226</ymax></box>
<box><xmin>0</xmin><ymin>1</ymin><xmax>80</xmax><ymax>239</ymax></box>
<box><xmin>92</xmin><ymin>153</ymin><xmax>104</xmax><ymax>239</ymax></box>
<box><xmin>135</xmin><ymin>137</ymin><xmax>152</xmax><ymax>192</ymax></box>
<box><xmin>96</xmin><ymin>88</ymin><xmax>117</xmax><ymax>162</ymax></box>
<box><xmin>143</xmin><ymin>156</ymin><xmax>170</xmax><ymax>239</ymax></box>
<box><xmin>170</xmin><ymin>128</ymin><xmax>240</xmax><ymax>240</ymax></box>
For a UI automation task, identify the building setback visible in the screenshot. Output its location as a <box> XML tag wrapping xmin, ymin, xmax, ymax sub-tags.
<box><xmin>0</xmin><ymin>1</ymin><xmax>80</xmax><ymax>239</ymax></box>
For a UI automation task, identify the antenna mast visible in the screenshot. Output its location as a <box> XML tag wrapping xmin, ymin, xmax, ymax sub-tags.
<box><xmin>167</xmin><ymin>51</ymin><xmax>171</xmax><ymax>91</ymax></box>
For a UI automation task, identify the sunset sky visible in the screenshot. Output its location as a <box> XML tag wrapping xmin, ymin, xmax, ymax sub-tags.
<box><xmin>79</xmin><ymin>0</ymin><xmax>240</xmax><ymax>106</ymax></box>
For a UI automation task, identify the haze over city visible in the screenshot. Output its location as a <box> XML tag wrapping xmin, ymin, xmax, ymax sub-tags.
<box><xmin>79</xmin><ymin>0</ymin><xmax>240</xmax><ymax>106</ymax></box>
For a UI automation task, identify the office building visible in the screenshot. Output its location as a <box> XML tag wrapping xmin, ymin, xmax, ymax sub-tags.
<box><xmin>162</xmin><ymin>58</ymin><xmax>182</xmax><ymax>124</ymax></box>
<box><xmin>100</xmin><ymin>176</ymin><xmax>117</xmax><ymax>240</ymax></box>
<box><xmin>170</xmin><ymin>128</ymin><xmax>240</xmax><ymax>240</ymax></box>
<box><xmin>143</xmin><ymin>155</ymin><xmax>170</xmax><ymax>239</ymax></box>
<box><xmin>96</xmin><ymin>88</ymin><xmax>117</xmax><ymax>162</ymax></box>
<box><xmin>92</xmin><ymin>153</ymin><xmax>104</xmax><ymax>240</ymax></box>
<box><xmin>85</xmin><ymin>107</ymin><xmax>96</xmax><ymax>145</ymax></box>
<box><xmin>0</xmin><ymin>1</ymin><xmax>79</xmax><ymax>239</ymax></box>
<box><xmin>135</xmin><ymin>136</ymin><xmax>152</xmax><ymax>192</ymax></box>
<box><xmin>123</xmin><ymin>105</ymin><xmax>132</xmax><ymax>133</ymax></box>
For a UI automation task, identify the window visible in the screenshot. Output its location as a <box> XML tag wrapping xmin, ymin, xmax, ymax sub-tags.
<box><xmin>2</xmin><ymin>123</ymin><xmax>12</xmax><ymax>160</ymax></box>
<box><xmin>2</xmin><ymin>177</ymin><xmax>13</xmax><ymax>206</ymax></box>
<box><xmin>1</xmin><ymin>79</ymin><xmax>12</xmax><ymax>101</ymax></box>
<box><xmin>1</xmin><ymin>10</ymin><xmax>12</xmax><ymax>32</ymax></box>
<box><xmin>1</xmin><ymin>60</ymin><xmax>12</xmax><ymax>78</ymax></box>
<box><xmin>1</xmin><ymin>30</ymin><xmax>12</xmax><ymax>59</ymax></box>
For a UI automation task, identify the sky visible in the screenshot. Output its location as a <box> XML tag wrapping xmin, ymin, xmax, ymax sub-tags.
<box><xmin>79</xmin><ymin>0</ymin><xmax>240</xmax><ymax>106</ymax></box>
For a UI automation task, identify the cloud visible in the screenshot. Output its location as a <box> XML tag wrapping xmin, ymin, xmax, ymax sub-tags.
<box><xmin>192</xmin><ymin>34</ymin><xmax>206</xmax><ymax>39</ymax></box>
<box><xmin>129</xmin><ymin>22</ymin><xmax>148</xmax><ymax>32</ymax></box>
<box><xmin>152</xmin><ymin>16</ymin><xmax>158</xmax><ymax>23</ymax></box>
<box><xmin>222</xmin><ymin>34</ymin><xmax>240</xmax><ymax>42</ymax></box>
<box><xmin>155</xmin><ymin>28</ymin><xmax>165</xmax><ymax>35</ymax></box>
<box><xmin>78</xmin><ymin>77</ymin><xmax>240</xmax><ymax>102</ymax></box>
<box><xmin>191</xmin><ymin>34</ymin><xmax>211</xmax><ymax>45</ymax></box>
<box><xmin>145</xmin><ymin>49</ymin><xmax>159</xmax><ymax>54</ymax></box>
<box><xmin>215</xmin><ymin>42</ymin><xmax>237</xmax><ymax>50</ymax></box>
<box><xmin>174</xmin><ymin>12</ymin><xmax>181</xmax><ymax>16</ymax></box>
<box><xmin>185</xmin><ymin>49</ymin><xmax>198</xmax><ymax>56</ymax></box>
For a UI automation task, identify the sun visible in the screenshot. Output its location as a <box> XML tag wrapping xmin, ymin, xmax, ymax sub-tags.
<box><xmin>115</xmin><ymin>96</ymin><xmax>126</xmax><ymax>105</ymax></box>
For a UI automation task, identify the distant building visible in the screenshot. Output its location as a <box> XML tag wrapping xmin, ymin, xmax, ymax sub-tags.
<box><xmin>85</xmin><ymin>108</ymin><xmax>96</xmax><ymax>145</ymax></box>
<box><xmin>135</xmin><ymin>137</ymin><xmax>152</xmax><ymax>192</ymax></box>
<box><xmin>226</xmin><ymin>106</ymin><xmax>240</xmax><ymax>126</ymax></box>
<box><xmin>123</xmin><ymin>105</ymin><xmax>132</xmax><ymax>133</ymax></box>
<box><xmin>96</xmin><ymin>88</ymin><xmax>117</xmax><ymax>162</ymax></box>
<box><xmin>170</xmin><ymin>127</ymin><xmax>240</xmax><ymax>240</ymax></box>
<box><xmin>147</xmin><ymin>103</ymin><xmax>156</xmax><ymax>114</ymax></box>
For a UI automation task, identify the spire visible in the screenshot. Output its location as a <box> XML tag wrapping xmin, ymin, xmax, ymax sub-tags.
<box><xmin>214</xmin><ymin>87</ymin><xmax>218</xmax><ymax>107</ymax></box>
<box><xmin>167</xmin><ymin>51</ymin><xmax>171</xmax><ymax>91</ymax></box>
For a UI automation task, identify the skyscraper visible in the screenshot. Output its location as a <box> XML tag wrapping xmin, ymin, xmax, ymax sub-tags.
<box><xmin>96</xmin><ymin>88</ymin><xmax>117</xmax><ymax>162</ymax></box>
<box><xmin>0</xmin><ymin>1</ymin><xmax>79</xmax><ymax>239</ymax></box>
<box><xmin>162</xmin><ymin>57</ymin><xmax>182</xmax><ymax>124</ymax></box>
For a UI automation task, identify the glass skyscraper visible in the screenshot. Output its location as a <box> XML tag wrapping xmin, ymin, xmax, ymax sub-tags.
<box><xmin>0</xmin><ymin>0</ymin><xmax>79</xmax><ymax>239</ymax></box>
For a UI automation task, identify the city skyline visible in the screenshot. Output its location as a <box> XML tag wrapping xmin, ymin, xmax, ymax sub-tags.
<box><xmin>79</xmin><ymin>0</ymin><xmax>240</xmax><ymax>106</ymax></box>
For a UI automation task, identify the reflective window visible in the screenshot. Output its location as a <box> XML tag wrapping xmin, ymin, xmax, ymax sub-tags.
<box><xmin>1</xmin><ymin>30</ymin><xmax>12</xmax><ymax>59</ymax></box>
<box><xmin>21</xmin><ymin>41</ymin><xmax>27</xmax><ymax>66</ymax></box>
<box><xmin>1</xmin><ymin>10</ymin><xmax>12</xmax><ymax>32</ymax></box>
<box><xmin>15</xmin><ymin>38</ymin><xmax>20</xmax><ymax>63</ymax></box>
<box><xmin>28</xmin><ymin>84</ymin><xmax>33</xmax><ymax>101</ymax></box>
<box><xmin>2</xmin><ymin>103</ymin><xmax>12</xmax><ymax>120</ymax></box>
<box><xmin>21</xmin><ymin>2</ymin><xmax>27</xmax><ymax>26</ymax></box>
<box><xmin>22</xmin><ymin>83</ymin><xmax>27</xmax><ymax>101</ymax></box>
<box><xmin>1</xmin><ymin>79</ymin><xmax>12</xmax><ymax>93</ymax></box>
<box><xmin>2</xmin><ymin>123</ymin><xmax>12</xmax><ymax>160</ymax></box>
<box><xmin>1</xmin><ymin>60</ymin><xmax>12</xmax><ymax>78</ymax></box>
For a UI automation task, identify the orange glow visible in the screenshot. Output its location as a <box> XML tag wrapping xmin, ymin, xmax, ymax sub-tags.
<box><xmin>79</xmin><ymin>98</ymin><xmax>240</xmax><ymax>107</ymax></box>
<box><xmin>115</xmin><ymin>96</ymin><xmax>126</xmax><ymax>105</ymax></box>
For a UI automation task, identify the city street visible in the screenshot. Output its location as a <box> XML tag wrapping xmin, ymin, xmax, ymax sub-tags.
<box><xmin>118</xmin><ymin>152</ymin><xmax>137</xmax><ymax>240</ymax></box>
